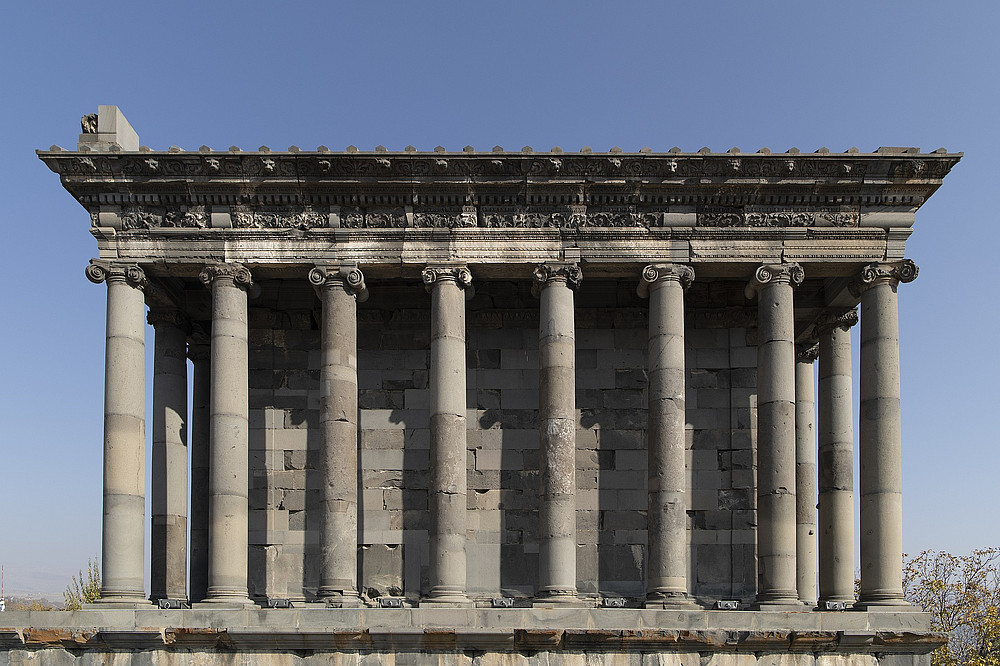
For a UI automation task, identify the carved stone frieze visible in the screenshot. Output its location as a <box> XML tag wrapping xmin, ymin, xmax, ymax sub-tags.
<box><xmin>231</xmin><ymin>206</ymin><xmax>325</xmax><ymax>230</ymax></box>
<box><xmin>163</xmin><ymin>207</ymin><xmax>209</xmax><ymax>228</ymax></box>
<box><xmin>119</xmin><ymin>205</ymin><xmax>160</xmax><ymax>230</ymax></box>
<box><xmin>413</xmin><ymin>208</ymin><xmax>477</xmax><ymax>229</ymax></box>
<box><xmin>698</xmin><ymin>207</ymin><xmax>861</xmax><ymax>228</ymax></box>
<box><xmin>85</xmin><ymin>259</ymin><xmax>147</xmax><ymax>290</ymax></box>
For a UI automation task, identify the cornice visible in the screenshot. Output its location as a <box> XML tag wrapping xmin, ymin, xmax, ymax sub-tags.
<box><xmin>38</xmin><ymin>149</ymin><xmax>961</xmax><ymax>192</ymax></box>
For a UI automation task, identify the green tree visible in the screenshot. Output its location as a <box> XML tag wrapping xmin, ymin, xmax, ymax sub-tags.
<box><xmin>903</xmin><ymin>548</ymin><xmax>1000</xmax><ymax>666</ymax></box>
<box><xmin>63</xmin><ymin>558</ymin><xmax>101</xmax><ymax>610</ymax></box>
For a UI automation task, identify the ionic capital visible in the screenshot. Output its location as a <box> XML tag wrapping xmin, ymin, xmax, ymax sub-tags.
<box><xmin>745</xmin><ymin>263</ymin><xmax>804</xmax><ymax>299</ymax></box>
<box><xmin>85</xmin><ymin>259</ymin><xmax>147</xmax><ymax>291</ymax></box>
<box><xmin>421</xmin><ymin>265</ymin><xmax>473</xmax><ymax>294</ymax></box>
<box><xmin>199</xmin><ymin>262</ymin><xmax>253</xmax><ymax>290</ymax></box>
<box><xmin>850</xmin><ymin>260</ymin><xmax>919</xmax><ymax>296</ymax></box>
<box><xmin>309</xmin><ymin>264</ymin><xmax>369</xmax><ymax>302</ymax></box>
<box><xmin>637</xmin><ymin>263</ymin><xmax>695</xmax><ymax>298</ymax></box>
<box><xmin>814</xmin><ymin>308</ymin><xmax>859</xmax><ymax>335</ymax></box>
<box><xmin>796</xmin><ymin>342</ymin><xmax>820</xmax><ymax>364</ymax></box>
<box><xmin>532</xmin><ymin>262</ymin><xmax>582</xmax><ymax>297</ymax></box>
<box><xmin>146</xmin><ymin>308</ymin><xmax>191</xmax><ymax>332</ymax></box>
<box><xmin>187</xmin><ymin>342</ymin><xmax>210</xmax><ymax>363</ymax></box>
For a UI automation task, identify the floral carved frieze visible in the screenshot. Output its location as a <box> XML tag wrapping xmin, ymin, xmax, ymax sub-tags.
<box><xmin>89</xmin><ymin>202</ymin><xmax>877</xmax><ymax>231</ymax></box>
<box><xmin>230</xmin><ymin>206</ymin><xmax>325</xmax><ymax>230</ymax></box>
<box><xmin>697</xmin><ymin>207</ymin><xmax>861</xmax><ymax>228</ymax></box>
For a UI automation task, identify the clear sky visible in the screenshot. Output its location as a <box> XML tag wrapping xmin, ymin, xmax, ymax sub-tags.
<box><xmin>1</xmin><ymin>1</ymin><xmax>996</xmax><ymax>598</ymax></box>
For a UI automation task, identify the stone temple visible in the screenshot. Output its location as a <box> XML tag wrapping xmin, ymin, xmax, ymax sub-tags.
<box><xmin>1</xmin><ymin>106</ymin><xmax>960</xmax><ymax>664</ymax></box>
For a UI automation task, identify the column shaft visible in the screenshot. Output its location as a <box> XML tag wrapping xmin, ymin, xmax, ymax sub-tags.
<box><xmin>311</xmin><ymin>266</ymin><xmax>366</xmax><ymax>604</ymax></box>
<box><xmin>640</xmin><ymin>264</ymin><xmax>697</xmax><ymax>608</ymax></box>
<box><xmin>422</xmin><ymin>266</ymin><xmax>472</xmax><ymax>604</ymax></box>
<box><xmin>86</xmin><ymin>261</ymin><xmax>149</xmax><ymax>605</ymax></box>
<box><xmin>747</xmin><ymin>263</ymin><xmax>803</xmax><ymax>607</ymax></box>
<box><xmin>857</xmin><ymin>261</ymin><xmax>917</xmax><ymax>607</ymax></box>
<box><xmin>534</xmin><ymin>263</ymin><xmax>581</xmax><ymax>602</ymax></box>
<box><xmin>794</xmin><ymin>345</ymin><xmax>818</xmax><ymax>606</ymax></box>
<box><xmin>188</xmin><ymin>342</ymin><xmax>211</xmax><ymax>603</ymax></box>
<box><xmin>201</xmin><ymin>263</ymin><xmax>253</xmax><ymax>604</ymax></box>
<box><xmin>149</xmin><ymin>311</ymin><xmax>189</xmax><ymax>602</ymax></box>
<box><xmin>817</xmin><ymin>312</ymin><xmax>857</xmax><ymax>604</ymax></box>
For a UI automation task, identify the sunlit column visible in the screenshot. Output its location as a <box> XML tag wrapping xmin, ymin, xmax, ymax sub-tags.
<box><xmin>639</xmin><ymin>263</ymin><xmax>699</xmax><ymax>608</ymax></box>
<box><xmin>746</xmin><ymin>263</ymin><xmax>804</xmax><ymax>608</ymax></box>
<box><xmin>310</xmin><ymin>264</ymin><xmax>367</xmax><ymax>606</ymax></box>
<box><xmin>85</xmin><ymin>260</ymin><xmax>150</xmax><ymax>606</ymax></box>
<box><xmin>200</xmin><ymin>262</ymin><xmax>254</xmax><ymax>605</ymax></box>
<box><xmin>855</xmin><ymin>260</ymin><xmax>918</xmax><ymax>608</ymax></box>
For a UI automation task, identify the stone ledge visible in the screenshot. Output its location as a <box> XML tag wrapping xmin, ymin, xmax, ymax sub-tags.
<box><xmin>0</xmin><ymin>610</ymin><xmax>946</xmax><ymax>654</ymax></box>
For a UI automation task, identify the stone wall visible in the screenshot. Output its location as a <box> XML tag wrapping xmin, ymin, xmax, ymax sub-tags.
<box><xmin>245</xmin><ymin>278</ymin><xmax>759</xmax><ymax>604</ymax></box>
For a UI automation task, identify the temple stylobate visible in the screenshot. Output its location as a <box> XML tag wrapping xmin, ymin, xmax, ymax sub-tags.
<box><xmin>6</xmin><ymin>106</ymin><xmax>961</xmax><ymax>664</ymax></box>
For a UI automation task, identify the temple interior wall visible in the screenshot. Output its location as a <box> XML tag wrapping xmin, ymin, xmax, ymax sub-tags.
<box><xmin>242</xmin><ymin>278</ymin><xmax>759</xmax><ymax>604</ymax></box>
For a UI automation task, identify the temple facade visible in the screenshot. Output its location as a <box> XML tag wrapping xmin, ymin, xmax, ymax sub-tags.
<box><xmin>0</xmin><ymin>106</ymin><xmax>960</xmax><ymax>664</ymax></box>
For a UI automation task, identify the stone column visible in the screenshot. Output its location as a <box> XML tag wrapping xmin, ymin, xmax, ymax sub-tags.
<box><xmin>309</xmin><ymin>265</ymin><xmax>368</xmax><ymax>606</ymax></box>
<box><xmin>533</xmin><ymin>262</ymin><xmax>582</xmax><ymax>603</ymax></box>
<box><xmin>638</xmin><ymin>263</ymin><xmax>698</xmax><ymax>608</ymax></box>
<box><xmin>421</xmin><ymin>265</ymin><xmax>473</xmax><ymax>605</ymax></box>
<box><xmin>816</xmin><ymin>308</ymin><xmax>859</xmax><ymax>606</ymax></box>
<box><xmin>794</xmin><ymin>343</ymin><xmax>818</xmax><ymax>607</ymax></box>
<box><xmin>85</xmin><ymin>260</ymin><xmax>150</xmax><ymax>605</ymax></box>
<box><xmin>855</xmin><ymin>260</ymin><xmax>918</xmax><ymax>608</ymax></box>
<box><xmin>746</xmin><ymin>263</ymin><xmax>804</xmax><ymax>608</ymax></box>
<box><xmin>188</xmin><ymin>337</ymin><xmax>211</xmax><ymax>603</ymax></box>
<box><xmin>199</xmin><ymin>262</ymin><xmax>254</xmax><ymax>605</ymax></box>
<box><xmin>148</xmin><ymin>309</ymin><xmax>190</xmax><ymax>602</ymax></box>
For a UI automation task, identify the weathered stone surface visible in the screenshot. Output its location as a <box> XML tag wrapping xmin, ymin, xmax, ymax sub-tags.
<box><xmin>30</xmin><ymin>110</ymin><xmax>959</xmax><ymax>663</ymax></box>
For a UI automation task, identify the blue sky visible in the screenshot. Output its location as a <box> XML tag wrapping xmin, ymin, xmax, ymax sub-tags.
<box><xmin>0</xmin><ymin>2</ymin><xmax>996</xmax><ymax>597</ymax></box>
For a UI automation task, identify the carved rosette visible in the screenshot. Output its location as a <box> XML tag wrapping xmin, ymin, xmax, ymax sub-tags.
<box><xmin>796</xmin><ymin>342</ymin><xmax>820</xmax><ymax>364</ymax></box>
<box><xmin>637</xmin><ymin>263</ymin><xmax>695</xmax><ymax>298</ymax></box>
<box><xmin>851</xmin><ymin>260</ymin><xmax>919</xmax><ymax>296</ymax></box>
<box><xmin>745</xmin><ymin>263</ymin><xmax>805</xmax><ymax>298</ymax></box>
<box><xmin>532</xmin><ymin>263</ymin><xmax>583</xmax><ymax>297</ymax></box>
<box><xmin>85</xmin><ymin>260</ymin><xmax>147</xmax><ymax>290</ymax></box>
<box><xmin>814</xmin><ymin>308</ymin><xmax>859</xmax><ymax>335</ymax></box>
<box><xmin>421</xmin><ymin>266</ymin><xmax>473</xmax><ymax>293</ymax></box>
<box><xmin>198</xmin><ymin>262</ymin><xmax>253</xmax><ymax>290</ymax></box>
<box><xmin>146</xmin><ymin>308</ymin><xmax>191</xmax><ymax>332</ymax></box>
<box><xmin>309</xmin><ymin>265</ymin><xmax>369</xmax><ymax>302</ymax></box>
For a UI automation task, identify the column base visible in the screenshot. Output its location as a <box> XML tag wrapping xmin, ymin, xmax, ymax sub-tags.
<box><xmin>316</xmin><ymin>593</ymin><xmax>363</xmax><ymax>608</ymax></box>
<box><xmin>751</xmin><ymin>599</ymin><xmax>809</xmax><ymax>611</ymax></box>
<box><xmin>854</xmin><ymin>598</ymin><xmax>918</xmax><ymax>611</ymax></box>
<box><xmin>645</xmin><ymin>593</ymin><xmax>702</xmax><ymax>610</ymax></box>
<box><xmin>194</xmin><ymin>596</ymin><xmax>257</xmax><ymax>609</ymax></box>
<box><xmin>533</xmin><ymin>590</ymin><xmax>590</xmax><ymax>608</ymax></box>
<box><xmin>420</xmin><ymin>593</ymin><xmax>474</xmax><ymax>608</ymax></box>
<box><xmin>87</xmin><ymin>596</ymin><xmax>153</xmax><ymax>609</ymax></box>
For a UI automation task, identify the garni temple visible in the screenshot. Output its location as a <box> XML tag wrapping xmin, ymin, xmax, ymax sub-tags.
<box><xmin>1</xmin><ymin>106</ymin><xmax>961</xmax><ymax>664</ymax></box>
